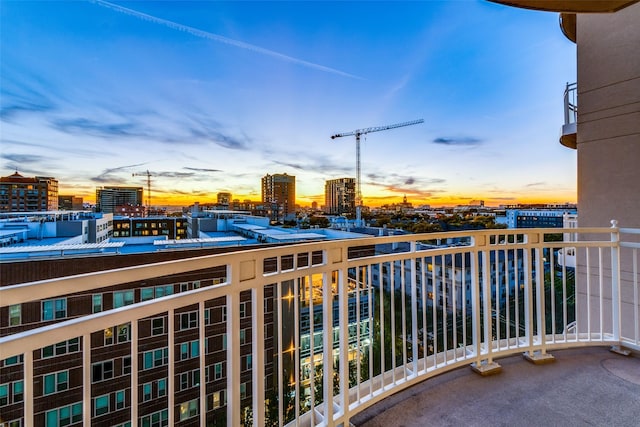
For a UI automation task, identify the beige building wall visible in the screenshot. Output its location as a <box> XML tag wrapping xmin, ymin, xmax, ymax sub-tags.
<box><xmin>574</xmin><ymin>3</ymin><xmax>640</xmax><ymax>339</ymax></box>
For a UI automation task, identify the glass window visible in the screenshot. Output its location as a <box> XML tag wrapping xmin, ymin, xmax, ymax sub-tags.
<box><xmin>94</xmin><ymin>394</ymin><xmax>109</xmax><ymax>416</ymax></box>
<box><xmin>152</xmin><ymin>318</ymin><xmax>164</xmax><ymax>335</ymax></box>
<box><xmin>158</xmin><ymin>378</ymin><xmax>166</xmax><ymax>397</ymax></box>
<box><xmin>42</xmin><ymin>298</ymin><xmax>66</xmax><ymax>320</ymax></box>
<box><xmin>141</xmin><ymin>288</ymin><xmax>154</xmax><ymax>301</ymax></box>
<box><xmin>0</xmin><ymin>384</ymin><xmax>8</xmax><ymax>406</ymax></box>
<box><xmin>9</xmin><ymin>304</ymin><xmax>20</xmax><ymax>326</ymax></box>
<box><xmin>113</xmin><ymin>291</ymin><xmax>134</xmax><ymax>308</ymax></box>
<box><xmin>92</xmin><ymin>294</ymin><xmax>102</xmax><ymax>313</ymax></box>
<box><xmin>115</xmin><ymin>390</ymin><xmax>125</xmax><ymax>410</ymax></box>
<box><xmin>143</xmin><ymin>383</ymin><xmax>152</xmax><ymax>402</ymax></box>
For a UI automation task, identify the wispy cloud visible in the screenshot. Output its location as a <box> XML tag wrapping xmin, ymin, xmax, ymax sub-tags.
<box><xmin>432</xmin><ymin>137</ymin><xmax>483</xmax><ymax>147</ymax></box>
<box><xmin>91</xmin><ymin>0</ymin><xmax>361</xmax><ymax>80</ymax></box>
<box><xmin>53</xmin><ymin>117</ymin><xmax>141</xmax><ymax>138</ymax></box>
<box><xmin>91</xmin><ymin>163</ymin><xmax>147</xmax><ymax>184</ymax></box>
<box><xmin>1</xmin><ymin>153</ymin><xmax>48</xmax><ymax>164</ymax></box>
<box><xmin>525</xmin><ymin>182</ymin><xmax>546</xmax><ymax>187</ymax></box>
<box><xmin>184</xmin><ymin>167</ymin><xmax>223</xmax><ymax>173</ymax></box>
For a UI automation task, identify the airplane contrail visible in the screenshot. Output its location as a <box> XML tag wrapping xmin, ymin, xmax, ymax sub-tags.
<box><xmin>90</xmin><ymin>0</ymin><xmax>361</xmax><ymax>79</ymax></box>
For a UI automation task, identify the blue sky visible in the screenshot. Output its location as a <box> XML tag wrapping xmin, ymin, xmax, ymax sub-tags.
<box><xmin>0</xmin><ymin>0</ymin><xmax>577</xmax><ymax>207</ymax></box>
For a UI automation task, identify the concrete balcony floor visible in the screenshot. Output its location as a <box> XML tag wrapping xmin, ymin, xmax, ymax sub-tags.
<box><xmin>352</xmin><ymin>347</ymin><xmax>640</xmax><ymax>427</ymax></box>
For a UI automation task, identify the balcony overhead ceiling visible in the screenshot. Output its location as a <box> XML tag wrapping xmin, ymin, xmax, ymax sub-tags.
<box><xmin>488</xmin><ymin>0</ymin><xmax>639</xmax><ymax>13</ymax></box>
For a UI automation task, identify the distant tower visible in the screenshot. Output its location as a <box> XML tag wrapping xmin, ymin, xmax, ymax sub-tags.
<box><xmin>0</xmin><ymin>171</ymin><xmax>58</xmax><ymax>212</ymax></box>
<box><xmin>217</xmin><ymin>192</ymin><xmax>232</xmax><ymax>205</ymax></box>
<box><xmin>262</xmin><ymin>173</ymin><xmax>295</xmax><ymax>222</ymax></box>
<box><xmin>324</xmin><ymin>178</ymin><xmax>356</xmax><ymax>216</ymax></box>
<box><xmin>96</xmin><ymin>186</ymin><xmax>143</xmax><ymax>214</ymax></box>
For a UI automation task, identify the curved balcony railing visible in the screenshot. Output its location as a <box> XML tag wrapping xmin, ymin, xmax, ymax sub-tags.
<box><xmin>1</xmin><ymin>224</ymin><xmax>639</xmax><ymax>426</ymax></box>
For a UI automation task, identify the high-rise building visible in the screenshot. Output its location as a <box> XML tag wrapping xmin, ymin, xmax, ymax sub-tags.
<box><xmin>0</xmin><ymin>171</ymin><xmax>58</xmax><ymax>212</ymax></box>
<box><xmin>217</xmin><ymin>192</ymin><xmax>232</xmax><ymax>205</ymax></box>
<box><xmin>324</xmin><ymin>178</ymin><xmax>356</xmax><ymax>216</ymax></box>
<box><xmin>58</xmin><ymin>195</ymin><xmax>84</xmax><ymax>211</ymax></box>
<box><xmin>261</xmin><ymin>173</ymin><xmax>295</xmax><ymax>222</ymax></box>
<box><xmin>96</xmin><ymin>187</ymin><xmax>143</xmax><ymax>214</ymax></box>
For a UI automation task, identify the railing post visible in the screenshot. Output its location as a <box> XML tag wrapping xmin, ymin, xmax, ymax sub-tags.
<box><xmin>226</xmin><ymin>292</ymin><xmax>241</xmax><ymax>427</ymax></box>
<box><xmin>609</xmin><ymin>220</ymin><xmax>630</xmax><ymax>355</ymax></box>
<box><xmin>470</xmin><ymin>234</ymin><xmax>501</xmax><ymax>375</ymax></box>
<box><xmin>251</xmin><ymin>286</ymin><xmax>266</xmax><ymax>427</ymax></box>
<box><xmin>322</xmin><ymin>268</ymin><xmax>334</xmax><ymax>424</ymax></box>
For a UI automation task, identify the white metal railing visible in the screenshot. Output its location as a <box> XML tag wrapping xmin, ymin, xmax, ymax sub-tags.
<box><xmin>563</xmin><ymin>82</ymin><xmax>578</xmax><ymax>126</ymax></box>
<box><xmin>1</xmin><ymin>224</ymin><xmax>639</xmax><ymax>427</ymax></box>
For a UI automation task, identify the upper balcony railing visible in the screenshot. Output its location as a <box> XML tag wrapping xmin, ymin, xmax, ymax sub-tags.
<box><xmin>561</xmin><ymin>82</ymin><xmax>578</xmax><ymax>149</ymax></box>
<box><xmin>1</xmin><ymin>225</ymin><xmax>639</xmax><ymax>426</ymax></box>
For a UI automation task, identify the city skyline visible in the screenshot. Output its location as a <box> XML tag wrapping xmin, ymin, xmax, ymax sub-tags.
<box><xmin>1</xmin><ymin>1</ymin><xmax>577</xmax><ymax>207</ymax></box>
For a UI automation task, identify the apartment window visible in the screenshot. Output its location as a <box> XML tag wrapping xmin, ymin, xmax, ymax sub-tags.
<box><xmin>142</xmin><ymin>383</ymin><xmax>152</xmax><ymax>402</ymax></box>
<box><xmin>104</xmin><ymin>327</ymin><xmax>114</xmax><ymax>345</ymax></box>
<box><xmin>178</xmin><ymin>340</ymin><xmax>199</xmax><ymax>361</ymax></box>
<box><xmin>179</xmin><ymin>373</ymin><xmax>189</xmax><ymax>391</ymax></box>
<box><xmin>42</xmin><ymin>298</ymin><xmax>66</xmax><ymax>320</ymax></box>
<box><xmin>221</xmin><ymin>306</ymin><xmax>227</xmax><ymax>322</ymax></box>
<box><xmin>178</xmin><ymin>398</ymin><xmax>199</xmax><ymax>421</ymax></box>
<box><xmin>9</xmin><ymin>304</ymin><xmax>21</xmax><ymax>326</ymax></box>
<box><xmin>118</xmin><ymin>324</ymin><xmax>131</xmax><ymax>343</ymax></box>
<box><xmin>208</xmin><ymin>390</ymin><xmax>225</xmax><ymax>410</ymax></box>
<box><xmin>180</xmin><ymin>282</ymin><xmax>189</xmax><ymax>292</ymax></box>
<box><xmin>92</xmin><ymin>294</ymin><xmax>103</xmax><ymax>313</ymax></box>
<box><xmin>113</xmin><ymin>290</ymin><xmax>134</xmax><ymax>308</ymax></box>
<box><xmin>204</xmin><ymin>308</ymin><xmax>211</xmax><ymax>325</ymax></box>
<box><xmin>140</xmin><ymin>409</ymin><xmax>168</xmax><ymax>427</ymax></box>
<box><xmin>0</xmin><ymin>384</ymin><xmax>7</xmax><ymax>406</ymax></box>
<box><xmin>123</xmin><ymin>356</ymin><xmax>131</xmax><ymax>375</ymax></box>
<box><xmin>45</xmin><ymin>402</ymin><xmax>82</xmax><ymax>427</ymax></box>
<box><xmin>143</xmin><ymin>348</ymin><xmax>168</xmax><ymax>370</ymax></box>
<box><xmin>158</xmin><ymin>378</ymin><xmax>166</xmax><ymax>396</ymax></box>
<box><xmin>3</xmin><ymin>355</ymin><xmax>23</xmax><ymax>366</ymax></box>
<box><xmin>13</xmin><ymin>381</ymin><xmax>23</xmax><ymax>403</ymax></box>
<box><xmin>1</xmin><ymin>419</ymin><xmax>21</xmax><ymax>427</ymax></box>
<box><xmin>240</xmin><ymin>382</ymin><xmax>247</xmax><ymax>399</ymax></box>
<box><xmin>92</xmin><ymin>360</ymin><xmax>114</xmax><ymax>382</ymax></box>
<box><xmin>243</xmin><ymin>354</ymin><xmax>252</xmax><ymax>371</ymax></box>
<box><xmin>240</xmin><ymin>329</ymin><xmax>247</xmax><ymax>345</ymax></box>
<box><xmin>151</xmin><ymin>317</ymin><xmax>165</xmax><ymax>335</ymax></box>
<box><xmin>94</xmin><ymin>394</ymin><xmax>109</xmax><ymax>416</ymax></box>
<box><xmin>43</xmin><ymin>370</ymin><xmax>69</xmax><ymax>395</ymax></box>
<box><xmin>240</xmin><ymin>302</ymin><xmax>247</xmax><ymax>318</ymax></box>
<box><xmin>179</xmin><ymin>311</ymin><xmax>198</xmax><ymax>330</ymax></box>
<box><xmin>214</xmin><ymin>362</ymin><xmax>223</xmax><ymax>380</ymax></box>
<box><xmin>115</xmin><ymin>390</ymin><xmax>125</xmax><ymax>410</ymax></box>
<box><xmin>141</xmin><ymin>288</ymin><xmax>154</xmax><ymax>301</ymax></box>
<box><xmin>155</xmin><ymin>286</ymin><xmax>173</xmax><ymax>298</ymax></box>
<box><xmin>42</xmin><ymin>338</ymin><xmax>80</xmax><ymax>358</ymax></box>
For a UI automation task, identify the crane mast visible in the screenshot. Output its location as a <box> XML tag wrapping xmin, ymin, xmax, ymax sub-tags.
<box><xmin>331</xmin><ymin>119</ymin><xmax>424</xmax><ymax>226</ymax></box>
<box><xmin>132</xmin><ymin>170</ymin><xmax>152</xmax><ymax>217</ymax></box>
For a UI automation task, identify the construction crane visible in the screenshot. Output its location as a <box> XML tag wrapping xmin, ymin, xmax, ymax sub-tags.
<box><xmin>132</xmin><ymin>170</ymin><xmax>153</xmax><ymax>217</ymax></box>
<box><xmin>331</xmin><ymin>119</ymin><xmax>424</xmax><ymax>226</ymax></box>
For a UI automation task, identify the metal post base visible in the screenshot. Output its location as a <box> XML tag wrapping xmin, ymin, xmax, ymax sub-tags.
<box><xmin>471</xmin><ymin>361</ymin><xmax>502</xmax><ymax>376</ymax></box>
<box><xmin>610</xmin><ymin>345</ymin><xmax>632</xmax><ymax>356</ymax></box>
<box><xmin>523</xmin><ymin>351</ymin><xmax>555</xmax><ymax>365</ymax></box>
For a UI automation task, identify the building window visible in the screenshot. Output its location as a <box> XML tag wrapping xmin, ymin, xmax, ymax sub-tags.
<box><xmin>92</xmin><ymin>360</ymin><xmax>114</xmax><ymax>382</ymax></box>
<box><xmin>158</xmin><ymin>378</ymin><xmax>166</xmax><ymax>397</ymax></box>
<box><xmin>43</xmin><ymin>371</ymin><xmax>69</xmax><ymax>395</ymax></box>
<box><xmin>0</xmin><ymin>384</ymin><xmax>7</xmax><ymax>406</ymax></box>
<box><xmin>141</xmin><ymin>288</ymin><xmax>154</xmax><ymax>301</ymax></box>
<box><xmin>94</xmin><ymin>394</ymin><xmax>109</xmax><ymax>416</ymax></box>
<box><xmin>208</xmin><ymin>390</ymin><xmax>226</xmax><ymax>410</ymax></box>
<box><xmin>115</xmin><ymin>390</ymin><xmax>125</xmax><ymax>410</ymax></box>
<box><xmin>178</xmin><ymin>398</ymin><xmax>199</xmax><ymax>421</ymax></box>
<box><xmin>123</xmin><ymin>356</ymin><xmax>131</xmax><ymax>375</ymax></box>
<box><xmin>113</xmin><ymin>291</ymin><xmax>134</xmax><ymax>308</ymax></box>
<box><xmin>179</xmin><ymin>311</ymin><xmax>198</xmax><ymax>330</ymax></box>
<box><xmin>214</xmin><ymin>362</ymin><xmax>223</xmax><ymax>380</ymax></box>
<box><xmin>9</xmin><ymin>304</ymin><xmax>21</xmax><ymax>326</ymax></box>
<box><xmin>178</xmin><ymin>340</ymin><xmax>199</xmax><ymax>361</ymax></box>
<box><xmin>139</xmin><ymin>409</ymin><xmax>168</xmax><ymax>427</ymax></box>
<box><xmin>92</xmin><ymin>294</ymin><xmax>103</xmax><ymax>313</ymax></box>
<box><xmin>151</xmin><ymin>317</ymin><xmax>165</xmax><ymax>336</ymax></box>
<box><xmin>142</xmin><ymin>383</ymin><xmax>152</xmax><ymax>402</ymax></box>
<box><xmin>240</xmin><ymin>382</ymin><xmax>247</xmax><ymax>399</ymax></box>
<box><xmin>143</xmin><ymin>348</ymin><xmax>168</xmax><ymax>370</ymax></box>
<box><xmin>42</xmin><ymin>338</ymin><xmax>80</xmax><ymax>358</ymax></box>
<box><xmin>240</xmin><ymin>302</ymin><xmax>247</xmax><ymax>318</ymax></box>
<box><xmin>42</xmin><ymin>298</ymin><xmax>66</xmax><ymax>320</ymax></box>
<box><xmin>45</xmin><ymin>402</ymin><xmax>82</xmax><ymax>427</ymax></box>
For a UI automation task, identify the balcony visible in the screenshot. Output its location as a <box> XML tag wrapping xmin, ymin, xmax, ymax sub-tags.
<box><xmin>1</xmin><ymin>225</ymin><xmax>639</xmax><ymax>426</ymax></box>
<box><xmin>560</xmin><ymin>82</ymin><xmax>578</xmax><ymax>149</ymax></box>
